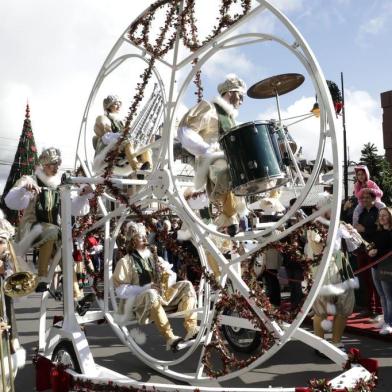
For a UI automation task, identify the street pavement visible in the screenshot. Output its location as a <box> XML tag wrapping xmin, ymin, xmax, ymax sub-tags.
<box><xmin>13</xmin><ymin>293</ymin><xmax>392</xmax><ymax>391</ymax></box>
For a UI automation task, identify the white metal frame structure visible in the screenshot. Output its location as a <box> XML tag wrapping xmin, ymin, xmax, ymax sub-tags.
<box><xmin>39</xmin><ymin>0</ymin><xmax>374</xmax><ymax>390</ymax></box>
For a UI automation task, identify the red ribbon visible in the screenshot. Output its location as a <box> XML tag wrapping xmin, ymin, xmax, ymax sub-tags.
<box><xmin>50</xmin><ymin>365</ymin><xmax>71</xmax><ymax>392</ymax></box>
<box><xmin>35</xmin><ymin>355</ymin><xmax>52</xmax><ymax>391</ymax></box>
<box><xmin>347</xmin><ymin>347</ymin><xmax>379</xmax><ymax>375</ymax></box>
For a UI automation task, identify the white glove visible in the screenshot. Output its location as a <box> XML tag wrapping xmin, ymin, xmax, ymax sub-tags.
<box><xmin>202</xmin><ymin>147</ymin><xmax>225</xmax><ymax>161</ymax></box>
<box><xmin>101</xmin><ymin>132</ymin><xmax>121</xmax><ymax>145</ymax></box>
<box><xmin>177</xmin><ymin>126</ymin><xmax>210</xmax><ymax>156</ymax></box>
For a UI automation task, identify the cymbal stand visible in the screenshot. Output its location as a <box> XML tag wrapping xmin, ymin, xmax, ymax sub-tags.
<box><xmin>273</xmin><ymin>87</ymin><xmax>305</xmax><ymax>187</ymax></box>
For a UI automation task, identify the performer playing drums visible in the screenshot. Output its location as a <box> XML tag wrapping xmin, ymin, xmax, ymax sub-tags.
<box><xmin>177</xmin><ymin>74</ymin><xmax>247</xmax><ymax>236</ymax></box>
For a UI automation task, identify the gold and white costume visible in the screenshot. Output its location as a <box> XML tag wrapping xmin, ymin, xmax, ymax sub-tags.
<box><xmin>113</xmin><ymin>250</ymin><xmax>198</xmax><ymax>343</ymax></box>
<box><xmin>178</xmin><ymin>95</ymin><xmax>245</xmax><ymax>228</ymax></box>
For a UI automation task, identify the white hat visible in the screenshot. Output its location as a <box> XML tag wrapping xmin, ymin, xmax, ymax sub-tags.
<box><xmin>39</xmin><ymin>147</ymin><xmax>62</xmax><ymax>166</ymax></box>
<box><xmin>217</xmin><ymin>74</ymin><xmax>246</xmax><ymax>96</ymax></box>
<box><xmin>103</xmin><ymin>95</ymin><xmax>121</xmax><ymax>111</ymax></box>
<box><xmin>126</xmin><ymin>222</ymin><xmax>147</xmax><ymax>239</ymax></box>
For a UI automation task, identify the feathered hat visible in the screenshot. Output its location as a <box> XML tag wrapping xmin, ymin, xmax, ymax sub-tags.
<box><xmin>218</xmin><ymin>74</ymin><xmax>247</xmax><ymax>96</ymax></box>
<box><xmin>39</xmin><ymin>147</ymin><xmax>62</xmax><ymax>166</ymax></box>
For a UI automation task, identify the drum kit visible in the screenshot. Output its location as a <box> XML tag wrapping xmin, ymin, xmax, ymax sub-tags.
<box><xmin>220</xmin><ymin>73</ymin><xmax>307</xmax><ymax>196</ymax></box>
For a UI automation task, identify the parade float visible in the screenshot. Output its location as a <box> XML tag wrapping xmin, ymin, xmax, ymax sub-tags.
<box><xmin>32</xmin><ymin>0</ymin><xmax>377</xmax><ymax>391</ymax></box>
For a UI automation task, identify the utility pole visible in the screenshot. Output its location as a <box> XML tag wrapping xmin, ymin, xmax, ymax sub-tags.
<box><xmin>341</xmin><ymin>72</ymin><xmax>348</xmax><ymax>200</ymax></box>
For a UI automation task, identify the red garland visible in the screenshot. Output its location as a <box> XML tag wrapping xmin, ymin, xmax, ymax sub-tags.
<box><xmin>344</xmin><ymin>348</ymin><xmax>379</xmax><ymax>376</ymax></box>
<box><xmin>66</xmin><ymin>0</ymin><xmax>339</xmax><ymax>379</ymax></box>
<box><xmin>295</xmin><ymin>373</ymin><xmax>377</xmax><ymax>391</ymax></box>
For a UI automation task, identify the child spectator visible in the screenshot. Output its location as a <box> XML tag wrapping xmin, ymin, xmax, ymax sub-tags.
<box><xmin>352</xmin><ymin>165</ymin><xmax>384</xmax><ymax>225</ymax></box>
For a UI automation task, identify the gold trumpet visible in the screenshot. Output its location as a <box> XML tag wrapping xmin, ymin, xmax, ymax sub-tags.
<box><xmin>0</xmin><ymin>279</ymin><xmax>15</xmax><ymax>392</ymax></box>
<box><xmin>3</xmin><ymin>241</ymin><xmax>38</xmax><ymax>298</ymax></box>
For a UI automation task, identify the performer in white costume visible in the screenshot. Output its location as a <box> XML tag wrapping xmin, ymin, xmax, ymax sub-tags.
<box><xmin>93</xmin><ymin>95</ymin><xmax>152</xmax><ymax>174</ymax></box>
<box><xmin>4</xmin><ymin>147</ymin><xmax>93</xmax><ymax>309</ymax></box>
<box><xmin>177</xmin><ymin>74</ymin><xmax>247</xmax><ymax>236</ymax></box>
<box><xmin>113</xmin><ymin>223</ymin><xmax>199</xmax><ymax>351</ymax></box>
<box><xmin>307</xmin><ymin>194</ymin><xmax>358</xmax><ymax>351</ymax></box>
<box><xmin>0</xmin><ymin>211</ymin><xmax>26</xmax><ymax>382</ymax></box>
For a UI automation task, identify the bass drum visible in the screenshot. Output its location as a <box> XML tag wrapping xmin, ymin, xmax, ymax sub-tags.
<box><xmin>219</xmin><ymin>121</ymin><xmax>288</xmax><ymax>196</ymax></box>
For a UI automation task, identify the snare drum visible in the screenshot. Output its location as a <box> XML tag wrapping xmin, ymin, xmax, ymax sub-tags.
<box><xmin>219</xmin><ymin>121</ymin><xmax>288</xmax><ymax>196</ymax></box>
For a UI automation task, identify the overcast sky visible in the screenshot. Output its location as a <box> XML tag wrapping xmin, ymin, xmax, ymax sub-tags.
<box><xmin>1</xmin><ymin>0</ymin><xmax>391</xmax><ymax>193</ymax></box>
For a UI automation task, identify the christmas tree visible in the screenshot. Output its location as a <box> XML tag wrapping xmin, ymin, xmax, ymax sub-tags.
<box><xmin>1</xmin><ymin>103</ymin><xmax>39</xmax><ymax>224</ymax></box>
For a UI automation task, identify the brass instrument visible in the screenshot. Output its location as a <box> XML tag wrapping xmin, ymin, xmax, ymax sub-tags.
<box><xmin>151</xmin><ymin>246</ymin><xmax>176</xmax><ymax>304</ymax></box>
<box><xmin>3</xmin><ymin>241</ymin><xmax>38</xmax><ymax>298</ymax></box>
<box><xmin>0</xmin><ymin>279</ymin><xmax>15</xmax><ymax>392</ymax></box>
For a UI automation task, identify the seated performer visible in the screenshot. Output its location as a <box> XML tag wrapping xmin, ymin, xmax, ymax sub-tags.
<box><xmin>177</xmin><ymin>74</ymin><xmax>247</xmax><ymax>236</ymax></box>
<box><xmin>112</xmin><ymin>223</ymin><xmax>199</xmax><ymax>351</ymax></box>
<box><xmin>4</xmin><ymin>148</ymin><xmax>94</xmax><ymax>312</ymax></box>
<box><xmin>93</xmin><ymin>95</ymin><xmax>152</xmax><ymax>173</ymax></box>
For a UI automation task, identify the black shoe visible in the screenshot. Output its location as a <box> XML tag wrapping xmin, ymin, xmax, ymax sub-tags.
<box><xmin>223</xmin><ymin>251</ymin><xmax>231</xmax><ymax>260</ymax></box>
<box><xmin>54</xmin><ymin>290</ymin><xmax>63</xmax><ymax>301</ymax></box>
<box><xmin>76</xmin><ymin>293</ymin><xmax>95</xmax><ymax>317</ymax></box>
<box><xmin>48</xmin><ymin>288</ymin><xmax>62</xmax><ymax>301</ymax></box>
<box><xmin>227</xmin><ymin>224</ymin><xmax>239</xmax><ymax>237</ymax></box>
<box><xmin>140</xmin><ymin>162</ymin><xmax>151</xmax><ymax>171</ymax></box>
<box><xmin>35</xmin><ymin>282</ymin><xmax>48</xmax><ymax>293</ymax></box>
<box><xmin>169</xmin><ymin>337</ymin><xmax>184</xmax><ymax>353</ymax></box>
<box><xmin>137</xmin><ymin>162</ymin><xmax>151</xmax><ymax>179</ymax></box>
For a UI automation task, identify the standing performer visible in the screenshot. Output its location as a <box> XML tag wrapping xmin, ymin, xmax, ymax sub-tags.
<box><xmin>177</xmin><ymin>74</ymin><xmax>247</xmax><ymax>236</ymax></box>
<box><xmin>0</xmin><ymin>212</ymin><xmax>26</xmax><ymax>385</ymax></box>
<box><xmin>93</xmin><ymin>95</ymin><xmax>152</xmax><ymax>173</ymax></box>
<box><xmin>4</xmin><ymin>148</ymin><xmax>93</xmax><ymax>312</ymax></box>
<box><xmin>308</xmin><ymin>194</ymin><xmax>357</xmax><ymax>353</ymax></box>
<box><xmin>112</xmin><ymin>223</ymin><xmax>199</xmax><ymax>351</ymax></box>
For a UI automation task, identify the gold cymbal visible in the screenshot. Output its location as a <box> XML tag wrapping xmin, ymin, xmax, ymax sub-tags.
<box><xmin>247</xmin><ymin>73</ymin><xmax>305</xmax><ymax>99</ymax></box>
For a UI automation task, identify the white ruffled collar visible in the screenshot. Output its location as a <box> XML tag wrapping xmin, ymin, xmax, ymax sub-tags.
<box><xmin>212</xmin><ymin>96</ymin><xmax>238</xmax><ymax>118</ymax></box>
<box><xmin>35</xmin><ymin>167</ymin><xmax>62</xmax><ymax>188</ymax></box>
<box><xmin>137</xmin><ymin>248</ymin><xmax>151</xmax><ymax>259</ymax></box>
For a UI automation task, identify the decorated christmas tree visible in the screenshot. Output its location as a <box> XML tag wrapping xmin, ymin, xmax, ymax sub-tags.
<box><xmin>1</xmin><ymin>103</ymin><xmax>39</xmax><ymax>224</ymax></box>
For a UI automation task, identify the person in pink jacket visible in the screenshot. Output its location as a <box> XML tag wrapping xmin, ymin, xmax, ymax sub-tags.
<box><xmin>352</xmin><ymin>165</ymin><xmax>385</xmax><ymax>225</ymax></box>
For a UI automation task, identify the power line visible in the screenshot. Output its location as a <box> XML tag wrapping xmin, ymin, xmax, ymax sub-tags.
<box><xmin>0</xmin><ymin>136</ymin><xmax>19</xmax><ymax>141</ymax></box>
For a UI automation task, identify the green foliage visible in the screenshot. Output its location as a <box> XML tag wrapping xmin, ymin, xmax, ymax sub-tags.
<box><xmin>326</xmin><ymin>80</ymin><xmax>342</xmax><ymax>102</ymax></box>
<box><xmin>0</xmin><ymin>106</ymin><xmax>38</xmax><ymax>224</ymax></box>
<box><xmin>359</xmin><ymin>142</ymin><xmax>392</xmax><ymax>205</ymax></box>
